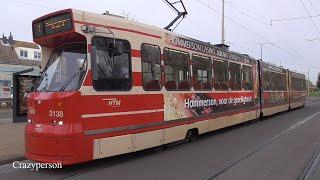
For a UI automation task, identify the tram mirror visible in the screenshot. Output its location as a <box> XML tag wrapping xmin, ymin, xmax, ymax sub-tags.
<box><xmin>91</xmin><ymin>46</ymin><xmax>99</xmax><ymax>81</ymax></box>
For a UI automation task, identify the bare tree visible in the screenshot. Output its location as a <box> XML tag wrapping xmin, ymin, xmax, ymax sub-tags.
<box><xmin>121</xmin><ymin>10</ymin><xmax>139</xmax><ymax>22</ymax></box>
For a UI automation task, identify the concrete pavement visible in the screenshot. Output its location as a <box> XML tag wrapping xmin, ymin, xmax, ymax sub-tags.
<box><xmin>0</xmin><ymin>108</ymin><xmax>25</xmax><ymax>165</ymax></box>
<box><xmin>0</xmin><ymin>109</ymin><xmax>12</xmax><ymax>124</ymax></box>
<box><xmin>0</xmin><ymin>123</ymin><xmax>26</xmax><ymax>165</ymax></box>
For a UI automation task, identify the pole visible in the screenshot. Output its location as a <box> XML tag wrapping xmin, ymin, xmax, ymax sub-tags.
<box><xmin>308</xmin><ymin>68</ymin><xmax>310</xmax><ymax>96</ymax></box>
<box><xmin>260</xmin><ymin>43</ymin><xmax>263</xmax><ymax>60</ymax></box>
<box><xmin>259</xmin><ymin>42</ymin><xmax>273</xmax><ymax>60</ymax></box>
<box><xmin>222</xmin><ymin>0</ymin><xmax>225</xmax><ymax>44</ymax></box>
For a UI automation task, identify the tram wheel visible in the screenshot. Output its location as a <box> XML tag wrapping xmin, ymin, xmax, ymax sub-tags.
<box><xmin>186</xmin><ymin>128</ymin><xmax>199</xmax><ymax>142</ymax></box>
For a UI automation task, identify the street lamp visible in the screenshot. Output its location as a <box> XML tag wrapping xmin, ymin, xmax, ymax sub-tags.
<box><xmin>221</xmin><ymin>0</ymin><xmax>225</xmax><ymax>44</ymax></box>
<box><xmin>257</xmin><ymin>42</ymin><xmax>274</xmax><ymax>60</ymax></box>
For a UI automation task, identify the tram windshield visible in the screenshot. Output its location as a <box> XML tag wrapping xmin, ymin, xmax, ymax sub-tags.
<box><xmin>37</xmin><ymin>43</ymin><xmax>87</xmax><ymax>92</ymax></box>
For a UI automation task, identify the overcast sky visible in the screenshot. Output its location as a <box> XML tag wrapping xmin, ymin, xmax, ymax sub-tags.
<box><xmin>1</xmin><ymin>0</ymin><xmax>320</xmax><ymax>83</ymax></box>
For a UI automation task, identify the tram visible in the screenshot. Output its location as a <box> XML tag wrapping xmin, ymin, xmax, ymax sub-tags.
<box><xmin>25</xmin><ymin>9</ymin><xmax>307</xmax><ymax>165</ymax></box>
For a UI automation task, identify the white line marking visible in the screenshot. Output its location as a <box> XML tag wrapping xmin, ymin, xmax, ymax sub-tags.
<box><xmin>307</xmin><ymin>100</ymin><xmax>320</xmax><ymax>107</ymax></box>
<box><xmin>287</xmin><ymin>111</ymin><xmax>320</xmax><ymax>131</ymax></box>
<box><xmin>82</xmin><ymin>109</ymin><xmax>164</xmax><ymax>118</ymax></box>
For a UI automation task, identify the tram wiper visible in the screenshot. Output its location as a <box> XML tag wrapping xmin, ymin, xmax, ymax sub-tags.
<box><xmin>59</xmin><ymin>68</ymin><xmax>84</xmax><ymax>92</ymax></box>
<box><xmin>59</xmin><ymin>56</ymin><xmax>87</xmax><ymax>92</ymax></box>
<box><xmin>40</xmin><ymin>72</ymin><xmax>49</xmax><ymax>91</ymax></box>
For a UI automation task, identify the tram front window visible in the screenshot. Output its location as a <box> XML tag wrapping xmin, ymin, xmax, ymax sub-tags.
<box><xmin>37</xmin><ymin>43</ymin><xmax>87</xmax><ymax>92</ymax></box>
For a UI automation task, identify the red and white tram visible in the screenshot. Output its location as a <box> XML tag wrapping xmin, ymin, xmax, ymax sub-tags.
<box><xmin>289</xmin><ymin>71</ymin><xmax>307</xmax><ymax>109</ymax></box>
<box><xmin>25</xmin><ymin>9</ymin><xmax>307</xmax><ymax>165</ymax></box>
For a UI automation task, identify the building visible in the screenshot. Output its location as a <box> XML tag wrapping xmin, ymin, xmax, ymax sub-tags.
<box><xmin>0</xmin><ymin>33</ymin><xmax>41</xmax><ymax>100</ymax></box>
<box><xmin>309</xmin><ymin>81</ymin><xmax>318</xmax><ymax>92</ymax></box>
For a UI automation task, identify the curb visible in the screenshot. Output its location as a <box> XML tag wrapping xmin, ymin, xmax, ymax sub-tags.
<box><xmin>0</xmin><ymin>156</ymin><xmax>26</xmax><ymax>165</ymax></box>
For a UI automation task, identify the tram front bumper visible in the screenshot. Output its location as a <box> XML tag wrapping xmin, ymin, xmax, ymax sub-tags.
<box><xmin>24</xmin><ymin>123</ymin><xmax>85</xmax><ymax>165</ymax></box>
<box><xmin>25</xmin><ymin>134</ymin><xmax>79</xmax><ymax>165</ymax></box>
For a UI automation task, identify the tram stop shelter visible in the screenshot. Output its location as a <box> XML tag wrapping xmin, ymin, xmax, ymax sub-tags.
<box><xmin>12</xmin><ymin>68</ymin><xmax>40</xmax><ymax>123</ymax></box>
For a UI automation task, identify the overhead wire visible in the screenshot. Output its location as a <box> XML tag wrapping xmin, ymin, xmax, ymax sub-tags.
<box><xmin>225</xmin><ymin>40</ymin><xmax>256</xmax><ymax>55</ymax></box>
<box><xmin>224</xmin><ymin>0</ymin><xmax>270</xmax><ymax>22</ymax></box>
<box><xmin>193</xmin><ymin>0</ymin><xmax>270</xmax><ymax>42</ymax></box>
<box><xmin>12</xmin><ymin>0</ymin><xmax>56</xmax><ymax>10</ymax></box>
<box><xmin>298</xmin><ymin>0</ymin><xmax>320</xmax><ymax>34</ymax></box>
<box><xmin>223</xmin><ymin>1</ymin><xmax>271</xmax><ymax>26</ymax></box>
<box><xmin>307</xmin><ymin>0</ymin><xmax>320</xmax><ymax>15</ymax></box>
<box><xmin>270</xmin><ymin>14</ymin><xmax>320</xmax><ymax>25</ymax></box>
<box><xmin>9</xmin><ymin>0</ymin><xmax>320</xmax><ymax>70</ymax></box>
<box><xmin>192</xmin><ymin>0</ymin><xmax>316</xmax><ymax>67</ymax></box>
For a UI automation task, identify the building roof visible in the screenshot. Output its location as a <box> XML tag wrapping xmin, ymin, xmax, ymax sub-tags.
<box><xmin>0</xmin><ymin>39</ymin><xmax>41</xmax><ymax>67</ymax></box>
<box><xmin>14</xmin><ymin>40</ymin><xmax>40</xmax><ymax>50</ymax></box>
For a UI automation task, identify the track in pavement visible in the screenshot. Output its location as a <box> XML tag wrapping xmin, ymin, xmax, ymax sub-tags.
<box><xmin>203</xmin><ymin>111</ymin><xmax>320</xmax><ymax>180</ymax></box>
<box><xmin>298</xmin><ymin>146</ymin><xmax>320</xmax><ymax>180</ymax></box>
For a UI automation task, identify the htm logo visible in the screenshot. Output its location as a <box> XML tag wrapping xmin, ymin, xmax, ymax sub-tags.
<box><xmin>102</xmin><ymin>98</ymin><xmax>121</xmax><ymax>107</ymax></box>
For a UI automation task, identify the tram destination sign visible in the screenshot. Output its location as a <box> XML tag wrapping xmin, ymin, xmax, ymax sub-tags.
<box><xmin>33</xmin><ymin>13</ymin><xmax>73</xmax><ymax>38</ymax></box>
<box><xmin>164</xmin><ymin>33</ymin><xmax>252</xmax><ymax>64</ymax></box>
<box><xmin>165</xmin><ymin>33</ymin><xmax>216</xmax><ymax>56</ymax></box>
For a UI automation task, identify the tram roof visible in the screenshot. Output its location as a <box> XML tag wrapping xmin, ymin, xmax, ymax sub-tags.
<box><xmin>70</xmin><ymin>9</ymin><xmax>257</xmax><ymax>61</ymax></box>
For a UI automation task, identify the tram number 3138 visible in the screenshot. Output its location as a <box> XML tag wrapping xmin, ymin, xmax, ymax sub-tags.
<box><xmin>49</xmin><ymin>110</ymin><xmax>64</xmax><ymax>118</ymax></box>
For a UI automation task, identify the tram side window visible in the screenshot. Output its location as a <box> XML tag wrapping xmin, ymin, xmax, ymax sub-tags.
<box><xmin>242</xmin><ymin>65</ymin><xmax>253</xmax><ymax>91</ymax></box>
<box><xmin>279</xmin><ymin>74</ymin><xmax>286</xmax><ymax>91</ymax></box>
<box><xmin>270</xmin><ymin>72</ymin><xmax>276</xmax><ymax>91</ymax></box>
<box><xmin>229</xmin><ymin>62</ymin><xmax>241</xmax><ymax>91</ymax></box>
<box><xmin>278</xmin><ymin>74</ymin><xmax>282</xmax><ymax>91</ymax></box>
<box><xmin>293</xmin><ymin>77</ymin><xmax>306</xmax><ymax>91</ymax></box>
<box><xmin>263</xmin><ymin>70</ymin><xmax>270</xmax><ymax>91</ymax></box>
<box><xmin>291</xmin><ymin>77</ymin><xmax>298</xmax><ymax>91</ymax></box>
<box><xmin>141</xmin><ymin>44</ymin><xmax>161</xmax><ymax>90</ymax></box>
<box><xmin>213</xmin><ymin>60</ymin><xmax>228</xmax><ymax>91</ymax></box>
<box><xmin>297</xmin><ymin>78</ymin><xmax>302</xmax><ymax>91</ymax></box>
<box><xmin>296</xmin><ymin>78</ymin><xmax>301</xmax><ymax>91</ymax></box>
<box><xmin>192</xmin><ymin>54</ymin><xmax>212</xmax><ymax>90</ymax></box>
<box><xmin>278</xmin><ymin>73</ymin><xmax>283</xmax><ymax>91</ymax></box>
<box><xmin>298</xmin><ymin>78</ymin><xmax>303</xmax><ymax>91</ymax></box>
<box><xmin>296</xmin><ymin>78</ymin><xmax>300</xmax><ymax>91</ymax></box>
<box><xmin>270</xmin><ymin>73</ymin><xmax>286</xmax><ymax>91</ymax></box>
<box><xmin>91</xmin><ymin>36</ymin><xmax>132</xmax><ymax>91</ymax></box>
<box><xmin>269</xmin><ymin>72</ymin><xmax>278</xmax><ymax>91</ymax></box>
<box><xmin>301</xmin><ymin>78</ymin><xmax>306</xmax><ymax>90</ymax></box>
<box><xmin>291</xmin><ymin>77</ymin><xmax>296</xmax><ymax>90</ymax></box>
<box><xmin>164</xmin><ymin>48</ymin><xmax>190</xmax><ymax>91</ymax></box>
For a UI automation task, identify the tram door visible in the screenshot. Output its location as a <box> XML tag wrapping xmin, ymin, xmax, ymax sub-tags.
<box><xmin>257</xmin><ymin>60</ymin><xmax>263</xmax><ymax>118</ymax></box>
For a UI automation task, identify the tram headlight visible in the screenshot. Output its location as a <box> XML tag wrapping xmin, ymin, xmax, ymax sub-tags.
<box><xmin>28</xmin><ymin>107</ymin><xmax>36</xmax><ymax>115</ymax></box>
<box><xmin>27</xmin><ymin>119</ymin><xmax>32</xmax><ymax>123</ymax></box>
<box><xmin>58</xmin><ymin>120</ymin><xmax>64</xmax><ymax>126</ymax></box>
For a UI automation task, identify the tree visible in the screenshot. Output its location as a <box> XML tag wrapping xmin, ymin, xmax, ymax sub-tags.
<box><xmin>121</xmin><ymin>10</ymin><xmax>139</xmax><ymax>22</ymax></box>
<box><xmin>317</xmin><ymin>72</ymin><xmax>320</xmax><ymax>89</ymax></box>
